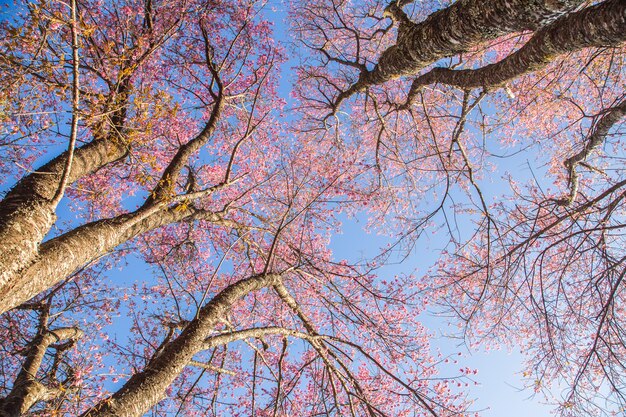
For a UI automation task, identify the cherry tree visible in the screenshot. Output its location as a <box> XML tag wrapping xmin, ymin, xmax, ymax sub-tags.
<box><xmin>1</xmin><ymin>142</ymin><xmax>469</xmax><ymax>416</ymax></box>
<box><xmin>293</xmin><ymin>0</ymin><xmax>625</xmax><ymax>414</ymax></box>
<box><xmin>0</xmin><ymin>0</ymin><xmax>468</xmax><ymax>416</ymax></box>
<box><xmin>0</xmin><ymin>0</ymin><xmax>281</xmax><ymax>313</ymax></box>
<box><xmin>74</xmin><ymin>155</ymin><xmax>469</xmax><ymax>417</ymax></box>
<box><xmin>1</xmin><ymin>0</ymin><xmax>625</xmax><ymax>415</ymax></box>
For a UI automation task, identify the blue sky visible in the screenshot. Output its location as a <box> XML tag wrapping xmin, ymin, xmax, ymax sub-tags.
<box><xmin>331</xmin><ymin>216</ymin><xmax>555</xmax><ymax>417</ymax></box>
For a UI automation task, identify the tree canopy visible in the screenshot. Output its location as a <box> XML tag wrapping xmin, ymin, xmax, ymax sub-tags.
<box><xmin>0</xmin><ymin>0</ymin><xmax>624</xmax><ymax>416</ymax></box>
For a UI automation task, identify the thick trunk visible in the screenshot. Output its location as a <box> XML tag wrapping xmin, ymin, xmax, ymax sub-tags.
<box><xmin>404</xmin><ymin>0</ymin><xmax>626</xmax><ymax>102</ymax></box>
<box><xmin>0</xmin><ymin>76</ymin><xmax>130</xmax><ymax>303</ymax></box>
<box><xmin>0</xmin><ymin>138</ymin><xmax>128</xmax><ymax>300</ymax></box>
<box><xmin>0</xmin><ymin>207</ymin><xmax>189</xmax><ymax>314</ymax></box>
<box><xmin>81</xmin><ymin>273</ymin><xmax>282</xmax><ymax>417</ymax></box>
<box><xmin>0</xmin><ymin>327</ymin><xmax>83</xmax><ymax>417</ymax></box>
<box><xmin>337</xmin><ymin>0</ymin><xmax>583</xmax><ymax>104</ymax></box>
<box><xmin>0</xmin><ymin>206</ymin><xmax>230</xmax><ymax>314</ymax></box>
<box><xmin>368</xmin><ymin>0</ymin><xmax>583</xmax><ymax>83</ymax></box>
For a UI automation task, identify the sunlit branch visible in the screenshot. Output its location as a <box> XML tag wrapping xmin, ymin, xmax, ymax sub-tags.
<box><xmin>330</xmin><ymin>0</ymin><xmax>583</xmax><ymax>111</ymax></box>
<box><xmin>187</xmin><ymin>361</ymin><xmax>236</xmax><ymax>376</ymax></box>
<box><xmin>51</xmin><ymin>0</ymin><xmax>80</xmax><ymax>207</ymax></box>
<box><xmin>400</xmin><ymin>0</ymin><xmax>626</xmax><ymax>108</ymax></box>
<box><xmin>202</xmin><ymin>326</ymin><xmax>322</xmax><ymax>350</ymax></box>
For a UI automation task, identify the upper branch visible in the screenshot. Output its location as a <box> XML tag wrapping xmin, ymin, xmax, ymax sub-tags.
<box><xmin>401</xmin><ymin>0</ymin><xmax>626</xmax><ymax>107</ymax></box>
<box><xmin>332</xmin><ymin>0</ymin><xmax>584</xmax><ymax>110</ymax></box>
<box><xmin>144</xmin><ymin>25</ymin><xmax>225</xmax><ymax>205</ymax></box>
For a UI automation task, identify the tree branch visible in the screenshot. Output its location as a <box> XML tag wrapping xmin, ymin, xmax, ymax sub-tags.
<box><xmin>559</xmin><ymin>97</ymin><xmax>626</xmax><ymax>205</ymax></box>
<box><xmin>332</xmin><ymin>0</ymin><xmax>583</xmax><ymax>110</ymax></box>
<box><xmin>400</xmin><ymin>0</ymin><xmax>626</xmax><ymax>107</ymax></box>
<box><xmin>81</xmin><ymin>272</ymin><xmax>282</xmax><ymax>417</ymax></box>
<box><xmin>51</xmin><ymin>0</ymin><xmax>81</xmax><ymax>207</ymax></box>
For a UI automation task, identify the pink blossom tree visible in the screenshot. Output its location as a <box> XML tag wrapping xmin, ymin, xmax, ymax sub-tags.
<box><xmin>293</xmin><ymin>0</ymin><xmax>625</xmax><ymax>414</ymax></box>
<box><xmin>1</xmin><ymin>0</ymin><xmax>625</xmax><ymax>415</ymax></box>
<box><xmin>0</xmin><ymin>0</ymin><xmax>467</xmax><ymax>415</ymax></box>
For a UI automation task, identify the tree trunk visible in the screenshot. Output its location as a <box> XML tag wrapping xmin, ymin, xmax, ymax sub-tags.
<box><xmin>81</xmin><ymin>273</ymin><xmax>282</xmax><ymax>417</ymax></box>
<box><xmin>0</xmin><ymin>204</ymin><xmax>225</xmax><ymax>314</ymax></box>
<box><xmin>0</xmin><ymin>138</ymin><xmax>126</xmax><ymax>289</ymax></box>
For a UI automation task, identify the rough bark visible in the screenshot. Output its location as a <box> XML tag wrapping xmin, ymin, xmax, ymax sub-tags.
<box><xmin>402</xmin><ymin>0</ymin><xmax>626</xmax><ymax>105</ymax></box>
<box><xmin>0</xmin><ymin>76</ymin><xmax>130</xmax><ymax>298</ymax></box>
<box><xmin>335</xmin><ymin>0</ymin><xmax>584</xmax><ymax>107</ymax></box>
<box><xmin>0</xmin><ymin>327</ymin><xmax>83</xmax><ymax>417</ymax></box>
<box><xmin>80</xmin><ymin>273</ymin><xmax>282</xmax><ymax>417</ymax></box>
<box><xmin>0</xmin><ymin>138</ymin><xmax>127</xmax><ymax>287</ymax></box>
<box><xmin>0</xmin><ymin>204</ymin><xmax>231</xmax><ymax>314</ymax></box>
